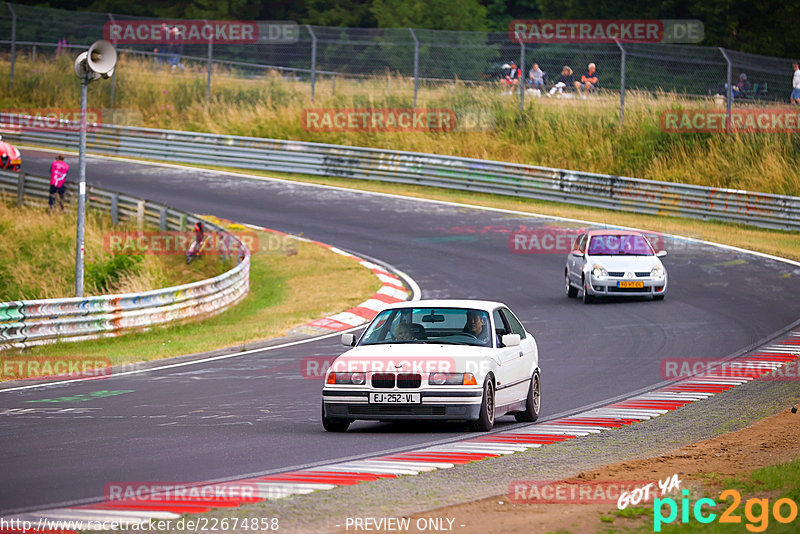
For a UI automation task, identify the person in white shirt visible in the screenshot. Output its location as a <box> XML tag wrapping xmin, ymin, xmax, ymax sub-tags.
<box><xmin>792</xmin><ymin>62</ymin><xmax>800</xmax><ymax>105</ymax></box>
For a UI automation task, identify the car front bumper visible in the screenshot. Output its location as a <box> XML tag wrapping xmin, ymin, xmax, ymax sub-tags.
<box><xmin>322</xmin><ymin>388</ymin><xmax>483</xmax><ymax>421</ymax></box>
<box><xmin>586</xmin><ymin>276</ymin><xmax>667</xmax><ymax>297</ymax></box>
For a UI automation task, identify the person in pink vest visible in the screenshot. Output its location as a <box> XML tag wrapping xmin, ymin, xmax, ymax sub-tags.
<box><xmin>49</xmin><ymin>154</ymin><xmax>69</xmax><ymax>210</ymax></box>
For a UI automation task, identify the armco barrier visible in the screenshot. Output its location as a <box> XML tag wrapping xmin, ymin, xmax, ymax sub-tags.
<box><xmin>2</xmin><ymin>114</ymin><xmax>800</xmax><ymax>231</ymax></box>
<box><xmin>0</xmin><ymin>170</ymin><xmax>250</xmax><ymax>349</ymax></box>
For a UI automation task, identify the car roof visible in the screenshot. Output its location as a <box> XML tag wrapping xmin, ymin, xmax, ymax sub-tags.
<box><xmin>585</xmin><ymin>229</ymin><xmax>645</xmax><ymax>236</ymax></box>
<box><xmin>383</xmin><ymin>299</ymin><xmax>508</xmax><ymax>312</ymax></box>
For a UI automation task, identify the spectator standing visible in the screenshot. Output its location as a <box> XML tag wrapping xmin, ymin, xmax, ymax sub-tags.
<box><xmin>547</xmin><ymin>66</ymin><xmax>574</xmax><ymax>97</ymax></box>
<box><xmin>49</xmin><ymin>154</ymin><xmax>69</xmax><ymax>211</ymax></box>
<box><xmin>575</xmin><ymin>62</ymin><xmax>599</xmax><ymax>98</ymax></box>
<box><xmin>792</xmin><ymin>62</ymin><xmax>800</xmax><ymax>105</ymax></box>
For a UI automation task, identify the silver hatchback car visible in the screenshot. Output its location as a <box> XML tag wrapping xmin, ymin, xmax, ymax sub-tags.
<box><xmin>565</xmin><ymin>230</ymin><xmax>667</xmax><ymax>304</ymax></box>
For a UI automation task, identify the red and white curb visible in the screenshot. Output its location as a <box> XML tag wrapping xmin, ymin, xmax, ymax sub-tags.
<box><xmin>6</xmin><ymin>333</ymin><xmax>798</xmax><ymax>531</ymax></box>
<box><xmin>241</xmin><ymin>224</ymin><xmax>412</xmax><ymax>334</ymax></box>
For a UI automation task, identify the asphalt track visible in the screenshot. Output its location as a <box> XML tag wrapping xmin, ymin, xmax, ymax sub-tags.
<box><xmin>2</xmin><ymin>149</ymin><xmax>800</xmax><ymax>514</ymax></box>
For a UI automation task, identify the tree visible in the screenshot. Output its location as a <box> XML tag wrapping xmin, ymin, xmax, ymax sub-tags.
<box><xmin>371</xmin><ymin>0</ymin><xmax>491</xmax><ymax>31</ymax></box>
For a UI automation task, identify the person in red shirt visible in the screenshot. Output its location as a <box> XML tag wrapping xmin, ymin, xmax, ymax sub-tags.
<box><xmin>49</xmin><ymin>154</ymin><xmax>69</xmax><ymax>210</ymax></box>
<box><xmin>575</xmin><ymin>62</ymin><xmax>599</xmax><ymax>98</ymax></box>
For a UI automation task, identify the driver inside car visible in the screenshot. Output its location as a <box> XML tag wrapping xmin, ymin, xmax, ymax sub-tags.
<box><xmin>463</xmin><ymin>310</ymin><xmax>491</xmax><ymax>344</ymax></box>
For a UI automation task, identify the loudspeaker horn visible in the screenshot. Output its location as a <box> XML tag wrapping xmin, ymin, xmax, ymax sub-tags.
<box><xmin>87</xmin><ymin>40</ymin><xmax>117</xmax><ymax>77</ymax></box>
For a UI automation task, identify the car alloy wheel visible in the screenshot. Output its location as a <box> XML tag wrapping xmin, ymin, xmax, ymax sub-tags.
<box><xmin>469</xmin><ymin>377</ymin><xmax>495</xmax><ymax>431</ymax></box>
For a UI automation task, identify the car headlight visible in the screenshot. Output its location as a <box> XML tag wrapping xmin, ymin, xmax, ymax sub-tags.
<box><xmin>429</xmin><ymin>373</ymin><xmax>477</xmax><ymax>385</ymax></box>
<box><xmin>650</xmin><ymin>265</ymin><xmax>665</xmax><ymax>279</ymax></box>
<box><xmin>592</xmin><ymin>264</ymin><xmax>608</xmax><ymax>278</ymax></box>
<box><xmin>326</xmin><ymin>372</ymin><xmax>366</xmax><ymax>385</ymax></box>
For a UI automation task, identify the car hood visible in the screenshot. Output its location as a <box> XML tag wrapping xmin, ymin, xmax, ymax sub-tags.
<box><xmin>332</xmin><ymin>343</ymin><xmax>499</xmax><ymax>374</ymax></box>
<box><xmin>587</xmin><ymin>255</ymin><xmax>663</xmax><ymax>271</ymax></box>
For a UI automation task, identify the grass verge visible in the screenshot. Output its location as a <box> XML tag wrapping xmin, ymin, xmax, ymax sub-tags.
<box><xmin>1</xmin><ymin>227</ymin><xmax>380</xmax><ymax>371</ymax></box>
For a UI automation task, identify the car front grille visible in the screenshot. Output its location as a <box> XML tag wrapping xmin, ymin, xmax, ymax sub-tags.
<box><xmin>607</xmin><ymin>271</ymin><xmax>625</xmax><ymax>277</ymax></box>
<box><xmin>397</xmin><ymin>373</ymin><xmax>421</xmax><ymax>388</ymax></box>
<box><xmin>348</xmin><ymin>405</ymin><xmax>447</xmax><ymax>415</ymax></box>
<box><xmin>371</xmin><ymin>373</ymin><xmax>395</xmax><ymax>388</ymax></box>
<box><xmin>635</xmin><ymin>272</ymin><xmax>651</xmax><ymax>277</ymax></box>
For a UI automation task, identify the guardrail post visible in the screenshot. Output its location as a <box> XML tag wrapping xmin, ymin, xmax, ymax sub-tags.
<box><xmin>719</xmin><ymin>47</ymin><xmax>732</xmax><ymax>133</ymax></box>
<box><xmin>7</xmin><ymin>3</ymin><xmax>17</xmax><ymax>91</ymax></box>
<box><xmin>159</xmin><ymin>207</ymin><xmax>167</xmax><ymax>231</ymax></box>
<box><xmin>179</xmin><ymin>213</ymin><xmax>187</xmax><ymax>231</ymax></box>
<box><xmin>16</xmin><ymin>171</ymin><xmax>25</xmax><ymax>207</ymax></box>
<box><xmin>409</xmin><ymin>28</ymin><xmax>419</xmax><ymax>109</ymax></box>
<box><xmin>615</xmin><ymin>39</ymin><xmax>626</xmax><ymax>126</ymax></box>
<box><xmin>136</xmin><ymin>199</ymin><xmax>145</xmax><ymax>231</ymax></box>
<box><xmin>110</xmin><ymin>193</ymin><xmax>119</xmax><ymax>224</ymax></box>
<box><xmin>307</xmin><ymin>25</ymin><xmax>317</xmax><ymax>102</ymax></box>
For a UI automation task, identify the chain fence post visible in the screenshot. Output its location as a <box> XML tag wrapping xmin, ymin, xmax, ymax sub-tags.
<box><xmin>7</xmin><ymin>3</ymin><xmax>17</xmax><ymax>91</ymax></box>
<box><xmin>519</xmin><ymin>41</ymin><xmax>525</xmax><ymax>117</ymax></box>
<box><xmin>615</xmin><ymin>39</ymin><xmax>626</xmax><ymax>126</ymax></box>
<box><xmin>107</xmin><ymin>13</ymin><xmax>117</xmax><ymax>110</ymax></box>
<box><xmin>16</xmin><ymin>171</ymin><xmax>25</xmax><ymax>207</ymax></box>
<box><xmin>719</xmin><ymin>47</ymin><xmax>732</xmax><ymax>133</ymax></box>
<box><xmin>409</xmin><ymin>28</ymin><xmax>419</xmax><ymax>108</ymax></box>
<box><xmin>307</xmin><ymin>25</ymin><xmax>317</xmax><ymax>102</ymax></box>
<box><xmin>206</xmin><ymin>21</ymin><xmax>213</xmax><ymax>107</ymax></box>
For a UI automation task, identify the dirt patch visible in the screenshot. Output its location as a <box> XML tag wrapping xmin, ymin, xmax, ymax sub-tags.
<box><xmin>408</xmin><ymin>401</ymin><xmax>800</xmax><ymax>534</ymax></box>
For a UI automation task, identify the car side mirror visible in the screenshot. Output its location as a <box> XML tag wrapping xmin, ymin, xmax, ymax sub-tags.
<box><xmin>656</xmin><ymin>250</ymin><xmax>667</xmax><ymax>258</ymax></box>
<box><xmin>573</xmin><ymin>251</ymin><xmax>584</xmax><ymax>257</ymax></box>
<box><xmin>341</xmin><ymin>333</ymin><xmax>355</xmax><ymax>347</ymax></box>
<box><xmin>502</xmin><ymin>334</ymin><xmax>521</xmax><ymax>347</ymax></box>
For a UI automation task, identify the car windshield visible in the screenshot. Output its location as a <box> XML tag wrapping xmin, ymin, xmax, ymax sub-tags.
<box><xmin>359</xmin><ymin>307</ymin><xmax>492</xmax><ymax>347</ymax></box>
<box><xmin>588</xmin><ymin>234</ymin><xmax>653</xmax><ymax>256</ymax></box>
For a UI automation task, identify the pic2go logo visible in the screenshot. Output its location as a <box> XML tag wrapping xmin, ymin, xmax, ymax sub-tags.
<box><xmin>653</xmin><ymin>489</ymin><xmax>798</xmax><ymax>532</ymax></box>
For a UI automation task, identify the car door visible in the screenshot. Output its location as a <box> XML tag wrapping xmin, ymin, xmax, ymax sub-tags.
<box><xmin>500</xmin><ymin>308</ymin><xmax>535</xmax><ymax>403</ymax></box>
<box><xmin>492</xmin><ymin>308</ymin><xmax>526</xmax><ymax>408</ymax></box>
<box><xmin>568</xmin><ymin>234</ymin><xmax>586</xmax><ymax>285</ymax></box>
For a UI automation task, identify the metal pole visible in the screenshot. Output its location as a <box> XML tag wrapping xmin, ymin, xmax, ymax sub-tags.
<box><xmin>409</xmin><ymin>28</ymin><xmax>419</xmax><ymax>108</ymax></box>
<box><xmin>615</xmin><ymin>39</ymin><xmax>626</xmax><ymax>126</ymax></box>
<box><xmin>206</xmin><ymin>23</ymin><xmax>213</xmax><ymax>106</ymax></box>
<box><xmin>75</xmin><ymin>78</ymin><xmax>88</xmax><ymax>297</ymax></box>
<box><xmin>108</xmin><ymin>13</ymin><xmax>117</xmax><ymax>109</ymax></box>
<box><xmin>519</xmin><ymin>41</ymin><xmax>525</xmax><ymax>116</ymax></box>
<box><xmin>7</xmin><ymin>3</ymin><xmax>16</xmax><ymax>91</ymax></box>
<box><xmin>719</xmin><ymin>47</ymin><xmax>732</xmax><ymax>133</ymax></box>
<box><xmin>307</xmin><ymin>25</ymin><xmax>317</xmax><ymax>102</ymax></box>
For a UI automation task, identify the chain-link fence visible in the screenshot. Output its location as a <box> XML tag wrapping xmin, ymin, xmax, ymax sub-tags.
<box><xmin>1</xmin><ymin>3</ymin><xmax>798</xmax><ymax>124</ymax></box>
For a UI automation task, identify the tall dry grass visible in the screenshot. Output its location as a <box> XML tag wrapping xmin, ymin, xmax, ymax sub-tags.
<box><xmin>1</xmin><ymin>54</ymin><xmax>798</xmax><ymax>195</ymax></box>
<box><xmin>0</xmin><ymin>199</ymin><xmax>226</xmax><ymax>301</ymax></box>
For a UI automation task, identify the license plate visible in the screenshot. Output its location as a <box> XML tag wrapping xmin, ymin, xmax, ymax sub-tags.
<box><xmin>369</xmin><ymin>393</ymin><xmax>421</xmax><ymax>404</ymax></box>
<box><xmin>618</xmin><ymin>281</ymin><xmax>644</xmax><ymax>288</ymax></box>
